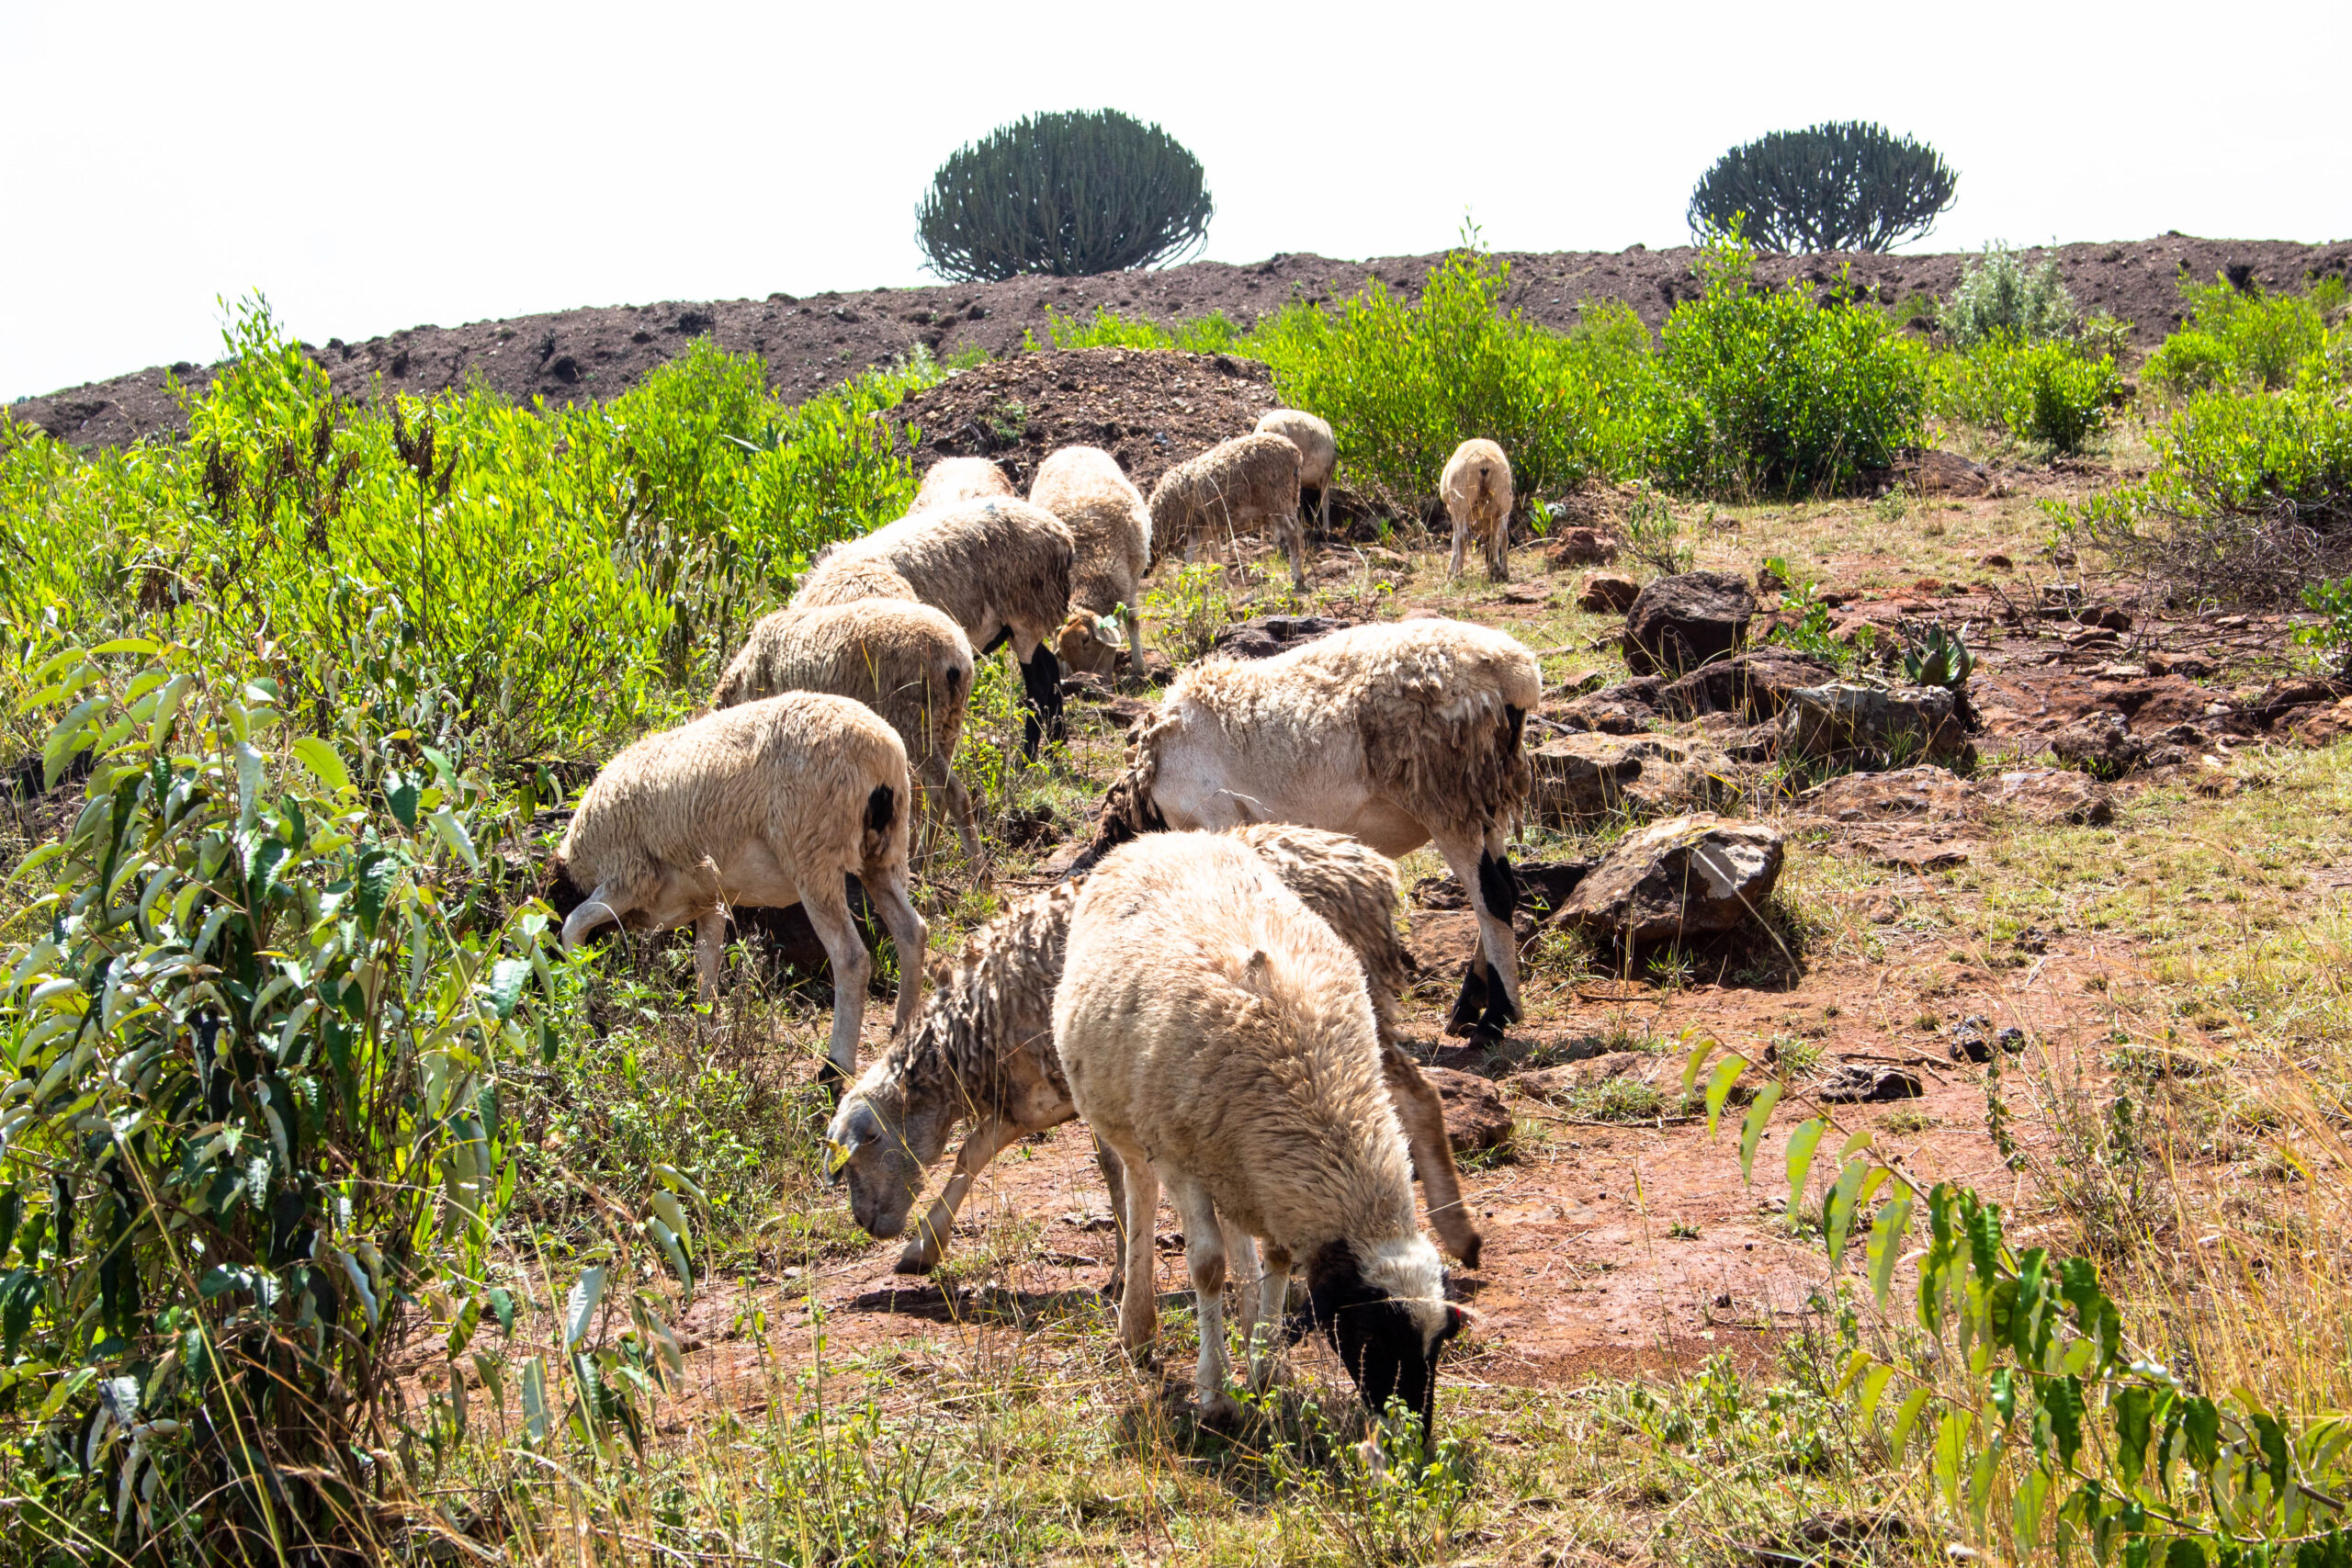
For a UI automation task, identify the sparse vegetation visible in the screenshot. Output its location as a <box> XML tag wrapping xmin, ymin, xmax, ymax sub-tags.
<box><xmin>1939</xmin><ymin>243</ymin><xmax>2079</xmax><ymax>346</ymax></box>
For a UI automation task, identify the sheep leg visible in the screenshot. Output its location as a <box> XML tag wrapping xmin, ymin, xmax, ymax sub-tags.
<box><xmin>1250</xmin><ymin>1244</ymin><xmax>1294</xmax><ymax>1393</ymax></box>
<box><xmin>1317</xmin><ymin>479</ymin><xmax>1331</xmax><ymax>539</ymax></box>
<box><xmin>1446</xmin><ymin>514</ymin><xmax>1469</xmax><ymax>581</ymax></box>
<box><xmin>1119</xmin><ymin>604</ymin><xmax>1147</xmax><ymax>692</ymax></box>
<box><xmin>1489</xmin><ymin>515</ymin><xmax>1510</xmax><ymax>583</ymax></box>
<box><xmin>1168</xmin><ymin>1179</ymin><xmax>1238</xmax><ymax>1422</ymax></box>
<box><xmin>795</xmin><ymin>877</ymin><xmax>873</xmax><ymax>1086</ymax></box>
<box><xmin>1383</xmin><ymin>1043</ymin><xmax>1483</xmax><ymax>1268</ymax></box>
<box><xmin>1109</xmin><ymin>1136</ymin><xmax>1161</xmax><ymax>1354</ymax></box>
<box><xmin>860</xmin><ymin>863</ymin><xmax>930</xmax><ymax>1041</ymax></box>
<box><xmin>1444</xmin><ymin>954</ymin><xmax>1490</xmax><ymax>1038</ymax></box>
<box><xmin>1221</xmin><ymin>1221</ymin><xmax>1262</xmax><ymax>1382</ymax></box>
<box><xmin>940</xmin><ymin>763</ymin><xmax>988</xmax><ymax>875</ymax></box>
<box><xmin>1431</xmin><ymin>828</ymin><xmax>1521</xmax><ymax>1041</ymax></box>
<box><xmin>894</xmin><ymin>1113</ymin><xmax>1023</xmax><ymax>1275</ymax></box>
<box><xmin>1095</xmin><ymin>1134</ymin><xmax>1130</xmax><ymax>1300</ymax></box>
<box><xmin>693</xmin><ymin>908</ymin><xmax>728</xmax><ymax>1008</ymax></box>
<box><xmin>1277</xmin><ymin>509</ymin><xmax>1307</xmax><ymax>590</ymax></box>
<box><xmin>1018</xmin><ymin>645</ymin><xmax>1065</xmax><ymax>759</ymax></box>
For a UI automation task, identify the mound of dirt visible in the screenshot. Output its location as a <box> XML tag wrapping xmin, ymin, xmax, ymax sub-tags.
<box><xmin>890</xmin><ymin>347</ymin><xmax>1278</xmax><ymax>495</ymax></box>
<box><xmin>18</xmin><ymin>236</ymin><xmax>2351</xmax><ymax>453</ymax></box>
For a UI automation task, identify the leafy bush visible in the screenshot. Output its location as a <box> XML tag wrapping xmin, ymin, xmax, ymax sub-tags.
<box><xmin>1688</xmin><ymin>121</ymin><xmax>1958</xmax><ymax>254</ymax></box>
<box><xmin>1939</xmin><ymin>243</ymin><xmax>2078</xmax><ymax>346</ymax></box>
<box><xmin>1935</xmin><ymin>336</ymin><xmax>2122</xmax><ymax>453</ymax></box>
<box><xmin>0</xmin><ymin>300</ymin><xmax>931</xmax><ymax>767</ymax></box>
<box><xmin>2296</xmin><ymin>576</ymin><xmax>2352</xmax><ymax>673</ymax></box>
<box><xmin>1247</xmin><ymin>243</ymin><xmax>1665</xmax><ymax>512</ymax></box>
<box><xmin>2145</xmin><ymin>275</ymin><xmax>2349</xmax><ymax>395</ymax></box>
<box><xmin>2062</xmin><ymin>382</ymin><xmax>2352</xmax><ymax>604</ymax></box>
<box><xmin>914</xmin><ymin>109</ymin><xmax>1213</xmax><ymax>283</ymax></box>
<box><xmin>1028</xmin><ymin>305</ymin><xmax>1249</xmax><ymax>355</ymax></box>
<box><xmin>1655</xmin><ymin>240</ymin><xmax>1929</xmax><ymax>497</ymax></box>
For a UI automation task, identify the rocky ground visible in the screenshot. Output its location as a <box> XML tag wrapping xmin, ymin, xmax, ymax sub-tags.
<box><xmin>16</xmin><ymin>235</ymin><xmax>2349</xmax><ymax>450</ymax></box>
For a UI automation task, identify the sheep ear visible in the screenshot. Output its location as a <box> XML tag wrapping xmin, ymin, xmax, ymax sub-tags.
<box><xmin>1093</xmin><ymin>616</ymin><xmax>1126</xmax><ymax>649</ymax></box>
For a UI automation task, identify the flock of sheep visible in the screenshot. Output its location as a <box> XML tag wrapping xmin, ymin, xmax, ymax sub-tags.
<box><xmin>548</xmin><ymin>412</ymin><xmax>1537</xmax><ymax>1447</ymax></box>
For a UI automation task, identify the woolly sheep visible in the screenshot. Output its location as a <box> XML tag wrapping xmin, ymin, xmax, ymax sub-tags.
<box><xmin>1071</xmin><ymin>617</ymin><xmax>1542</xmax><ymax>1043</ymax></box>
<box><xmin>1148</xmin><ymin>433</ymin><xmax>1306</xmax><ymax>588</ymax></box>
<box><xmin>825</xmin><ymin>822</ymin><xmax>1480</xmax><ymax>1279</ymax></box>
<box><xmin>551</xmin><ymin>693</ymin><xmax>928</xmax><ymax>1079</ymax></box>
<box><xmin>708</xmin><ymin>600</ymin><xmax>983</xmax><ymax>868</ymax></box>
<box><xmin>1254</xmin><ymin>408</ymin><xmax>1337</xmax><ymax>538</ymax></box>
<box><xmin>1441</xmin><ymin>438</ymin><xmax>1514</xmax><ymax>582</ymax></box>
<box><xmin>796</xmin><ymin>498</ymin><xmax>1077</xmax><ymax>758</ymax></box>
<box><xmin>1030</xmin><ymin>445</ymin><xmax>1151</xmax><ymax>685</ymax></box>
<box><xmin>910</xmin><ymin>457</ymin><xmax>1013</xmax><ymax>512</ymax></box>
<box><xmin>1056</xmin><ymin>832</ymin><xmax>1466</xmax><ymax>1435</ymax></box>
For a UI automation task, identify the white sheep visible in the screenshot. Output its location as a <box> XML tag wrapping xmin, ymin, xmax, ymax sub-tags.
<box><xmin>796</xmin><ymin>498</ymin><xmax>1076</xmax><ymax>758</ymax></box>
<box><xmin>708</xmin><ymin>600</ymin><xmax>983</xmax><ymax>867</ymax></box>
<box><xmin>910</xmin><ymin>457</ymin><xmax>1013</xmax><ymax>512</ymax></box>
<box><xmin>1441</xmin><ymin>438</ymin><xmax>1514</xmax><ymax>582</ymax></box>
<box><xmin>1148</xmin><ymin>433</ymin><xmax>1306</xmax><ymax>588</ymax></box>
<box><xmin>1056</xmin><ymin>832</ymin><xmax>1466</xmax><ymax>1435</ymax></box>
<box><xmin>1071</xmin><ymin>617</ymin><xmax>1542</xmax><ymax>1043</ymax></box>
<box><xmin>825</xmin><ymin>822</ymin><xmax>1480</xmax><ymax>1280</ymax></box>
<box><xmin>1030</xmin><ymin>445</ymin><xmax>1151</xmax><ymax>684</ymax></box>
<box><xmin>1255</xmin><ymin>408</ymin><xmax>1337</xmax><ymax>539</ymax></box>
<box><xmin>551</xmin><ymin>693</ymin><xmax>928</xmax><ymax>1080</ymax></box>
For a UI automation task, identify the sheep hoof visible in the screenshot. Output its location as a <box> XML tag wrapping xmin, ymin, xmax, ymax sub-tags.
<box><xmin>892</xmin><ymin>1247</ymin><xmax>939</xmax><ymax>1277</ymax></box>
<box><xmin>1452</xmin><ymin>1231</ymin><xmax>1485</xmax><ymax>1271</ymax></box>
<box><xmin>1197</xmin><ymin>1391</ymin><xmax>1244</xmax><ymax>1428</ymax></box>
<box><xmin>1443</xmin><ymin>966</ymin><xmax>1489</xmax><ymax>1036</ymax></box>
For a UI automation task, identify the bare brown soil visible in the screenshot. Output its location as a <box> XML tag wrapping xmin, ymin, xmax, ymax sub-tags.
<box><xmin>16</xmin><ymin>235</ymin><xmax>2349</xmax><ymax>451</ymax></box>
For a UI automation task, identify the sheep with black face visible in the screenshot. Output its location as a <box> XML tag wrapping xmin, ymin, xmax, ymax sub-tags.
<box><xmin>1053</xmin><ymin>832</ymin><xmax>1466</xmax><ymax>1438</ymax></box>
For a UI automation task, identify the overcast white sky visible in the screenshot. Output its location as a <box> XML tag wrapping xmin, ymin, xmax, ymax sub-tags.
<box><xmin>6</xmin><ymin>0</ymin><xmax>2346</xmax><ymax>401</ymax></box>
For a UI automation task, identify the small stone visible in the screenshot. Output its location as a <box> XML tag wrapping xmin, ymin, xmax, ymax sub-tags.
<box><xmin>1556</xmin><ymin>813</ymin><xmax>1785</xmax><ymax>942</ymax></box>
<box><xmin>1949</xmin><ymin>1017</ymin><xmax>1993</xmax><ymax>1063</ymax></box>
<box><xmin>1816</xmin><ymin>1064</ymin><xmax>1925</xmax><ymax>1103</ymax></box>
<box><xmin>1577</xmin><ymin>573</ymin><xmax>1641</xmax><ymax>614</ymax></box>
<box><xmin>1423</xmin><ymin>1067</ymin><xmax>1513</xmax><ymax>1156</ymax></box>
<box><xmin>1623</xmin><ymin>571</ymin><xmax>1757</xmax><ymax>674</ymax></box>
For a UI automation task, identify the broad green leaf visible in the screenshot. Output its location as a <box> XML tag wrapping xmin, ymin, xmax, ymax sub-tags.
<box><xmin>388</xmin><ymin>774</ymin><xmax>420</xmax><ymax>830</ymax></box>
<box><xmin>44</xmin><ymin>695</ymin><xmax>106</xmax><ymax>788</ymax></box>
<box><xmin>487</xmin><ymin>959</ymin><xmax>528</xmax><ymax>1021</ymax></box>
<box><xmin>1702</xmin><ymin>1055</ymin><xmax>1744</xmax><ymax>1134</ymax></box>
<box><xmin>1933</xmin><ymin>1408</ymin><xmax>1973</xmax><ymax>1511</ymax></box>
<box><xmin>147</xmin><ymin>673</ymin><xmax>189</xmax><ymax>747</ymax></box>
<box><xmin>89</xmin><ymin>638</ymin><xmax>160</xmax><ymax>656</ymax></box>
<box><xmin>447</xmin><ymin>1296</ymin><xmax>482</xmax><ymax>1359</ymax></box>
<box><xmin>1866</xmin><ymin>1190</ymin><xmax>1914</xmax><ymax>1306</ymax></box>
<box><xmin>521</xmin><ymin>1355</ymin><xmax>548</xmax><ymax>1441</ymax></box>
<box><xmin>2015</xmin><ymin>1464</ymin><xmax>2052</xmax><ymax>1547</ymax></box>
<box><xmin>566</xmin><ymin>1266</ymin><xmax>606</xmax><ymax>1347</ymax></box>
<box><xmin>1680</xmin><ymin>1034</ymin><xmax>1717</xmax><ymax>1097</ymax></box>
<box><xmin>288</xmin><ymin>738</ymin><xmax>351</xmax><ymax>795</ymax></box>
<box><xmin>427</xmin><ymin>809</ymin><xmax>480</xmax><ymax>872</ymax></box>
<box><xmin>1737</xmin><ymin>1081</ymin><xmax>1781</xmax><ymax>1184</ymax></box>
<box><xmin>488</xmin><ymin>1287</ymin><xmax>516</xmax><ymax>1336</ymax></box>
<box><xmin>649</xmin><ymin>1189</ymin><xmax>692</xmax><ymax>1250</ymax></box>
<box><xmin>340</xmin><ymin>1249</ymin><xmax>380</xmax><ymax>1329</ymax></box>
<box><xmin>649</xmin><ymin>1218</ymin><xmax>693</xmax><ymax>1295</ymax></box>
<box><xmin>1825</xmin><ymin>1156</ymin><xmax>1868</xmax><ymax>1264</ymax></box>
<box><xmin>474</xmin><ymin>1352</ymin><xmax>505</xmax><ymax>1416</ymax></box>
<box><xmin>1783</xmin><ymin>1118</ymin><xmax>1826</xmax><ymax>1217</ymax></box>
<box><xmin>1890</xmin><ymin>1387</ymin><xmax>1931</xmax><ymax>1456</ymax></box>
<box><xmin>1858</xmin><ymin>1363</ymin><xmax>1894</xmax><ymax>1425</ymax></box>
<box><xmin>2114</xmin><ymin>1385</ymin><xmax>2154</xmax><ymax>1486</ymax></box>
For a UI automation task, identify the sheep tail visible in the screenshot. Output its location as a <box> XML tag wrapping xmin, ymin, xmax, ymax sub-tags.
<box><xmin>862</xmin><ymin>784</ymin><xmax>899</xmax><ymax>863</ymax></box>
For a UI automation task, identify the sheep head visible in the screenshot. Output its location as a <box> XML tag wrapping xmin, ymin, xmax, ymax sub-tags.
<box><xmin>1306</xmin><ymin>1235</ymin><xmax>1466</xmax><ymax>1444</ymax></box>
<box><xmin>824</xmin><ymin>1064</ymin><xmax>955</xmax><ymax>1240</ymax></box>
<box><xmin>1054</xmin><ymin>609</ymin><xmax>1126</xmax><ymax>678</ymax></box>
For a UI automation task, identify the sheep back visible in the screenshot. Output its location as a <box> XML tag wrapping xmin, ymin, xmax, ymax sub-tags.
<box><xmin>794</xmin><ymin>555</ymin><xmax>920</xmax><ymax>608</ymax></box>
<box><xmin>709</xmin><ymin>600</ymin><xmax>974</xmax><ymax>767</ymax></box>
<box><xmin>796</xmin><ymin>500</ymin><xmax>1074</xmax><ymax>648</ymax></box>
<box><xmin>1030</xmin><ymin>446</ymin><xmax>1151</xmax><ymax>615</ymax></box>
<box><xmin>557</xmin><ymin>693</ymin><xmax>910</xmax><ymax>909</ymax></box>
<box><xmin>911</xmin><ymin>457</ymin><xmax>1014</xmax><ymax>512</ymax></box>
<box><xmin>1254</xmin><ymin>410</ymin><xmax>1337</xmax><ymax>490</ymax></box>
<box><xmin>1056</xmin><ymin>833</ymin><xmax>1416</xmax><ymax>1258</ymax></box>
<box><xmin>1148</xmin><ymin>434</ymin><xmax>1301</xmax><ymax>560</ymax></box>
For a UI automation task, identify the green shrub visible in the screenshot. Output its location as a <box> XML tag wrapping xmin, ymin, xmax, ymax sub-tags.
<box><xmin>914</xmin><ymin>109</ymin><xmax>1213</xmax><ymax>283</ymax></box>
<box><xmin>1939</xmin><ymin>243</ymin><xmax>2077</xmax><ymax>346</ymax></box>
<box><xmin>1934</xmin><ymin>336</ymin><xmax>2121</xmax><ymax>453</ymax></box>
<box><xmin>2144</xmin><ymin>275</ymin><xmax>2349</xmax><ymax>395</ymax></box>
<box><xmin>0</xmin><ymin>299</ymin><xmax>931</xmax><ymax>768</ymax></box>
<box><xmin>2295</xmin><ymin>576</ymin><xmax>2352</xmax><ymax>673</ymax></box>
<box><xmin>1247</xmin><ymin>243</ymin><xmax>1665</xmax><ymax>512</ymax></box>
<box><xmin>1687</xmin><ymin>121</ymin><xmax>1957</xmax><ymax>254</ymax></box>
<box><xmin>1654</xmin><ymin>239</ymin><xmax>1929</xmax><ymax>496</ymax></box>
<box><xmin>2061</xmin><ymin>382</ymin><xmax>2352</xmax><ymax>604</ymax></box>
<box><xmin>1028</xmin><ymin>305</ymin><xmax>1249</xmax><ymax>355</ymax></box>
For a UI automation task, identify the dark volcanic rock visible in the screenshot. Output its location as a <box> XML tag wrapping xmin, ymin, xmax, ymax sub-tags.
<box><xmin>1623</xmin><ymin>571</ymin><xmax>1757</xmax><ymax>676</ymax></box>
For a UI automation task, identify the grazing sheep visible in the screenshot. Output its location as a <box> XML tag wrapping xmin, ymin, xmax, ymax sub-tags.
<box><xmin>1031</xmin><ymin>446</ymin><xmax>1151</xmax><ymax>684</ymax></box>
<box><xmin>796</xmin><ymin>498</ymin><xmax>1077</xmax><ymax>758</ymax></box>
<box><xmin>1442</xmin><ymin>438</ymin><xmax>1514</xmax><ymax>582</ymax></box>
<box><xmin>1072</xmin><ymin>618</ymin><xmax>1542</xmax><ymax>1043</ymax></box>
<box><xmin>910</xmin><ymin>457</ymin><xmax>1014</xmax><ymax>512</ymax></box>
<box><xmin>1148</xmin><ymin>433</ymin><xmax>1306</xmax><ymax>588</ymax></box>
<box><xmin>552</xmin><ymin>694</ymin><xmax>928</xmax><ymax>1079</ymax></box>
<box><xmin>1056</xmin><ymin>833</ymin><xmax>1466</xmax><ymax>1435</ymax></box>
<box><xmin>1255</xmin><ymin>409</ymin><xmax>1337</xmax><ymax>538</ymax></box>
<box><xmin>825</xmin><ymin>822</ymin><xmax>1480</xmax><ymax>1279</ymax></box>
<box><xmin>708</xmin><ymin>600</ymin><xmax>983</xmax><ymax>867</ymax></box>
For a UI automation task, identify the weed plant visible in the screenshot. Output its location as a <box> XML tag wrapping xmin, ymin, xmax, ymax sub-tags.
<box><xmin>1939</xmin><ymin>243</ymin><xmax>2079</xmax><ymax>346</ymax></box>
<box><xmin>2144</xmin><ymin>274</ymin><xmax>2350</xmax><ymax>396</ymax></box>
<box><xmin>1934</xmin><ymin>335</ymin><xmax>2122</xmax><ymax>453</ymax></box>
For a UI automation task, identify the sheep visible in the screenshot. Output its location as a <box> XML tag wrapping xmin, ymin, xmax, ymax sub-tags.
<box><xmin>1055</xmin><ymin>832</ymin><xmax>1466</xmax><ymax>1435</ymax></box>
<box><xmin>825</xmin><ymin>822</ymin><xmax>1480</xmax><ymax>1281</ymax></box>
<box><xmin>1148</xmin><ymin>433</ymin><xmax>1306</xmax><ymax>588</ymax></box>
<box><xmin>551</xmin><ymin>693</ymin><xmax>929</xmax><ymax>1080</ymax></box>
<box><xmin>1441</xmin><ymin>438</ymin><xmax>1514</xmax><ymax>582</ymax></box>
<box><xmin>1030</xmin><ymin>445</ymin><xmax>1151</xmax><ymax>685</ymax></box>
<box><xmin>708</xmin><ymin>600</ymin><xmax>983</xmax><ymax>869</ymax></box>
<box><xmin>1255</xmin><ymin>409</ymin><xmax>1337</xmax><ymax>539</ymax></box>
<box><xmin>1071</xmin><ymin>617</ymin><xmax>1542</xmax><ymax>1043</ymax></box>
<box><xmin>910</xmin><ymin>457</ymin><xmax>1013</xmax><ymax>512</ymax></box>
<box><xmin>796</xmin><ymin>498</ymin><xmax>1077</xmax><ymax>759</ymax></box>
